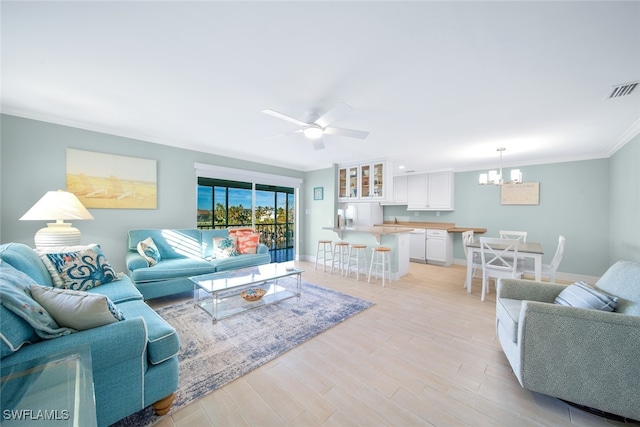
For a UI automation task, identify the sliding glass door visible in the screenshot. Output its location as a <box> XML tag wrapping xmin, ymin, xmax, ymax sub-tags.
<box><xmin>197</xmin><ymin>178</ymin><xmax>294</xmax><ymax>262</ymax></box>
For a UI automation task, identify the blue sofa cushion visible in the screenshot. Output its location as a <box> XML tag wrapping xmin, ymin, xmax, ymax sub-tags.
<box><xmin>0</xmin><ymin>262</ymin><xmax>72</xmax><ymax>339</ymax></box>
<box><xmin>0</xmin><ymin>243</ymin><xmax>54</xmax><ymax>287</ymax></box>
<box><xmin>128</xmin><ymin>229</ymin><xmax>203</xmax><ymax>260</ymax></box>
<box><xmin>86</xmin><ymin>275</ymin><xmax>143</xmax><ymax>304</ymax></box>
<box><xmin>554</xmin><ymin>281</ymin><xmax>618</xmax><ymax>312</ymax></box>
<box><xmin>129</xmin><ymin>258</ymin><xmax>216</xmax><ymax>283</ymax></box>
<box><xmin>0</xmin><ymin>305</ymin><xmax>40</xmax><ymax>357</ymax></box>
<box><xmin>210</xmin><ymin>252</ymin><xmax>272</xmax><ymax>272</ymax></box>
<box><xmin>116</xmin><ymin>301</ymin><xmax>180</xmax><ymax>365</ymax></box>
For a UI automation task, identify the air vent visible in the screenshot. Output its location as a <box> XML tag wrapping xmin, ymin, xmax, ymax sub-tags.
<box><xmin>607</xmin><ymin>81</ymin><xmax>638</xmax><ymax>98</ymax></box>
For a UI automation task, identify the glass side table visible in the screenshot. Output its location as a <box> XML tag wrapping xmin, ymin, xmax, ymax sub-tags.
<box><xmin>1</xmin><ymin>345</ymin><xmax>97</xmax><ymax>427</ymax></box>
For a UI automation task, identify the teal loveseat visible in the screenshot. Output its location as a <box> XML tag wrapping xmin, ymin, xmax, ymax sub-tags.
<box><xmin>126</xmin><ymin>228</ymin><xmax>271</xmax><ymax>300</ymax></box>
<box><xmin>496</xmin><ymin>260</ymin><xmax>640</xmax><ymax>421</ymax></box>
<box><xmin>0</xmin><ymin>242</ymin><xmax>180</xmax><ymax>426</ymax></box>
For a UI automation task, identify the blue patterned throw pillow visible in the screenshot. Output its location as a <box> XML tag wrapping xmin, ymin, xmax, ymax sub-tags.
<box><xmin>212</xmin><ymin>237</ymin><xmax>238</xmax><ymax>258</ymax></box>
<box><xmin>41</xmin><ymin>245</ymin><xmax>120</xmax><ymax>291</ymax></box>
<box><xmin>137</xmin><ymin>237</ymin><xmax>161</xmax><ymax>266</ymax></box>
<box><xmin>554</xmin><ymin>281</ymin><xmax>618</xmax><ymax>312</ymax></box>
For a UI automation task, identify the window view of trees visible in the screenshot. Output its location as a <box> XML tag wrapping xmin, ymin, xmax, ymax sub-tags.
<box><xmin>197</xmin><ymin>178</ymin><xmax>294</xmax><ymax>261</ymax></box>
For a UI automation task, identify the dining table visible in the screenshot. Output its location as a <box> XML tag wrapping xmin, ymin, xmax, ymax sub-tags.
<box><xmin>465</xmin><ymin>240</ymin><xmax>544</xmax><ymax>293</ymax></box>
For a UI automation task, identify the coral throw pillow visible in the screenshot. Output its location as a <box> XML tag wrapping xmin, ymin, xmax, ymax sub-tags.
<box><xmin>229</xmin><ymin>228</ymin><xmax>260</xmax><ymax>254</ymax></box>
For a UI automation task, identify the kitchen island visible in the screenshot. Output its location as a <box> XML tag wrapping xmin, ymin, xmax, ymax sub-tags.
<box><xmin>322</xmin><ymin>225</ymin><xmax>412</xmax><ymax>280</ymax></box>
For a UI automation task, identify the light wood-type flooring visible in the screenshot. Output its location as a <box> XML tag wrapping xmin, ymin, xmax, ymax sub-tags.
<box><xmin>147</xmin><ymin>261</ymin><xmax>631</xmax><ymax>427</ymax></box>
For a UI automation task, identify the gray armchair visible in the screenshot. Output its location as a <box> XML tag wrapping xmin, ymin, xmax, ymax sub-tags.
<box><xmin>496</xmin><ymin>260</ymin><xmax>640</xmax><ymax>421</ymax></box>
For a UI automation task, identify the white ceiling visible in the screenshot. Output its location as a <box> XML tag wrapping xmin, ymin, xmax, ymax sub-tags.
<box><xmin>2</xmin><ymin>1</ymin><xmax>640</xmax><ymax>174</ymax></box>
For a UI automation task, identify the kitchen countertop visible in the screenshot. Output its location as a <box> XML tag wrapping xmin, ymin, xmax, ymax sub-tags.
<box><xmin>379</xmin><ymin>221</ymin><xmax>487</xmax><ymax>234</ymax></box>
<box><xmin>323</xmin><ymin>225</ymin><xmax>413</xmax><ymax>235</ymax></box>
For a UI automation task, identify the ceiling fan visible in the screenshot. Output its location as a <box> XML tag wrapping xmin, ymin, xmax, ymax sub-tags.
<box><xmin>262</xmin><ymin>102</ymin><xmax>369</xmax><ymax>150</ymax></box>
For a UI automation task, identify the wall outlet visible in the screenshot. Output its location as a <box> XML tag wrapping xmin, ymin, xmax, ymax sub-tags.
<box><xmin>305</xmin><ymin>209</ymin><xmax>311</xmax><ymax>215</ymax></box>
<box><xmin>414</xmin><ymin>211</ymin><xmax>419</xmax><ymax>216</ymax></box>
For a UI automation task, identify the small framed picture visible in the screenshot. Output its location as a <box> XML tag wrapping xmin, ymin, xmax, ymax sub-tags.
<box><xmin>313</xmin><ymin>187</ymin><xmax>324</xmax><ymax>200</ymax></box>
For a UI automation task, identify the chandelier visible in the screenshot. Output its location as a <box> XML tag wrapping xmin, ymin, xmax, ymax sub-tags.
<box><xmin>478</xmin><ymin>147</ymin><xmax>522</xmax><ymax>185</ymax></box>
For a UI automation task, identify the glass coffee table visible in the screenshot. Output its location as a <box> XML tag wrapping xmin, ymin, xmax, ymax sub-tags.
<box><xmin>0</xmin><ymin>345</ymin><xmax>97</xmax><ymax>427</ymax></box>
<box><xmin>190</xmin><ymin>261</ymin><xmax>304</xmax><ymax>323</ymax></box>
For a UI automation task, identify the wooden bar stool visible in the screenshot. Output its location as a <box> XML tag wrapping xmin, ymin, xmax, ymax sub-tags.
<box><xmin>330</xmin><ymin>241</ymin><xmax>350</xmax><ymax>275</ymax></box>
<box><xmin>315</xmin><ymin>240</ymin><xmax>332</xmax><ymax>272</ymax></box>
<box><xmin>368</xmin><ymin>246</ymin><xmax>392</xmax><ymax>286</ymax></box>
<box><xmin>345</xmin><ymin>244</ymin><xmax>368</xmax><ymax>280</ymax></box>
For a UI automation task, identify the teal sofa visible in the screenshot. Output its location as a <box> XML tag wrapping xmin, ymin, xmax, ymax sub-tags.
<box><xmin>496</xmin><ymin>260</ymin><xmax>640</xmax><ymax>421</ymax></box>
<box><xmin>126</xmin><ymin>228</ymin><xmax>271</xmax><ymax>300</ymax></box>
<box><xmin>0</xmin><ymin>242</ymin><xmax>180</xmax><ymax>427</ymax></box>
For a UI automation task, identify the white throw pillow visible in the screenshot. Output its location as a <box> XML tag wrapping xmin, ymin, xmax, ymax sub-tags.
<box><xmin>30</xmin><ymin>285</ymin><xmax>125</xmax><ymax>331</ymax></box>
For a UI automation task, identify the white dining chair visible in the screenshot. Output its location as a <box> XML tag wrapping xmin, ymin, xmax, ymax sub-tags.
<box><xmin>479</xmin><ymin>237</ymin><xmax>523</xmax><ymax>301</ymax></box>
<box><xmin>522</xmin><ymin>235</ymin><xmax>566</xmax><ymax>283</ymax></box>
<box><xmin>499</xmin><ymin>230</ymin><xmax>528</xmax><ymax>242</ymax></box>
<box><xmin>461</xmin><ymin>230</ymin><xmax>482</xmax><ymax>287</ymax></box>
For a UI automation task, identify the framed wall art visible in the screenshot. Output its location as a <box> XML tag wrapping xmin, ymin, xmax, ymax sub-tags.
<box><xmin>501</xmin><ymin>182</ymin><xmax>540</xmax><ymax>205</ymax></box>
<box><xmin>313</xmin><ymin>187</ymin><xmax>324</xmax><ymax>201</ymax></box>
<box><xmin>66</xmin><ymin>148</ymin><xmax>157</xmax><ymax>209</ymax></box>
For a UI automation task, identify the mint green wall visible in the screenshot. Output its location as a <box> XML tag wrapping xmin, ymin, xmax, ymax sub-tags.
<box><xmin>2</xmin><ymin>114</ymin><xmax>637</xmax><ymax>278</ymax></box>
<box><xmin>385</xmin><ymin>158</ymin><xmax>611</xmax><ymax>277</ymax></box>
<box><xmin>609</xmin><ymin>133</ymin><xmax>640</xmax><ymax>264</ymax></box>
<box><xmin>301</xmin><ymin>167</ymin><xmax>337</xmax><ymax>260</ymax></box>
<box><xmin>0</xmin><ymin>115</ymin><xmax>304</xmax><ymax>272</ymax></box>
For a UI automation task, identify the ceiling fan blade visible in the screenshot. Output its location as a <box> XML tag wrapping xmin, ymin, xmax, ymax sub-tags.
<box><xmin>265</xmin><ymin>129</ymin><xmax>303</xmax><ymax>139</ymax></box>
<box><xmin>315</xmin><ymin>102</ymin><xmax>353</xmax><ymax>128</ymax></box>
<box><xmin>312</xmin><ymin>137</ymin><xmax>325</xmax><ymax>150</ymax></box>
<box><xmin>262</xmin><ymin>109</ymin><xmax>308</xmax><ymax>127</ymax></box>
<box><xmin>324</xmin><ymin>126</ymin><xmax>369</xmax><ymax>139</ymax></box>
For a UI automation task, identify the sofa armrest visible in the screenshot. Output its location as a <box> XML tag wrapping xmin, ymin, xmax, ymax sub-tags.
<box><xmin>1</xmin><ymin>318</ymin><xmax>147</xmax><ymax>371</ymax></box>
<box><xmin>517</xmin><ymin>301</ymin><xmax>640</xmax><ymax>416</ymax></box>
<box><xmin>497</xmin><ymin>278</ymin><xmax>566</xmax><ymax>303</ymax></box>
<box><xmin>257</xmin><ymin>243</ymin><xmax>269</xmax><ymax>254</ymax></box>
<box><xmin>126</xmin><ymin>251</ymin><xmax>149</xmax><ymax>271</ymax></box>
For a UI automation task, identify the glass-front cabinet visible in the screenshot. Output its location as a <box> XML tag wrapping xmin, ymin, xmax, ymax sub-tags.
<box><xmin>338</xmin><ymin>161</ymin><xmax>391</xmax><ymax>201</ymax></box>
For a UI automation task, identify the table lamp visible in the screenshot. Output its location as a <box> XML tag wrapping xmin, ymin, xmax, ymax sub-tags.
<box><xmin>20</xmin><ymin>190</ymin><xmax>94</xmax><ymax>249</ymax></box>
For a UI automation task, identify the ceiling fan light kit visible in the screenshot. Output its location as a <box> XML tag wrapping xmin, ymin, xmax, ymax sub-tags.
<box><xmin>262</xmin><ymin>102</ymin><xmax>369</xmax><ymax>150</ymax></box>
<box><xmin>478</xmin><ymin>147</ymin><xmax>523</xmax><ymax>186</ymax></box>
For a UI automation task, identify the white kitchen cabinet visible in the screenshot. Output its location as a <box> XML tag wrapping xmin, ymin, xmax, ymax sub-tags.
<box><xmin>392</xmin><ymin>175</ymin><xmax>408</xmax><ymax>204</ymax></box>
<box><xmin>406</xmin><ymin>171</ymin><xmax>455</xmax><ymax>210</ymax></box>
<box><xmin>338</xmin><ymin>161</ymin><xmax>391</xmax><ymax>202</ymax></box>
<box><xmin>426</xmin><ymin>229</ymin><xmax>453</xmax><ymax>266</ymax></box>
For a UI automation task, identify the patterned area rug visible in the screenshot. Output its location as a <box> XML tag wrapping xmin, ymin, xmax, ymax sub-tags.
<box><xmin>112</xmin><ymin>278</ymin><xmax>374</xmax><ymax>426</ymax></box>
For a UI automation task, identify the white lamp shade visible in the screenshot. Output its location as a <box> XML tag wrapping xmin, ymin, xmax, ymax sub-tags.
<box><xmin>478</xmin><ymin>173</ymin><xmax>488</xmax><ymax>185</ymax></box>
<box><xmin>20</xmin><ymin>190</ymin><xmax>94</xmax><ymax>221</ymax></box>
<box><xmin>488</xmin><ymin>170</ymin><xmax>501</xmax><ymax>185</ymax></box>
<box><xmin>510</xmin><ymin>169</ymin><xmax>523</xmax><ymax>183</ymax></box>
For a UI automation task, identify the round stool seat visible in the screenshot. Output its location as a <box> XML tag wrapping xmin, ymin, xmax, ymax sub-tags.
<box><xmin>373</xmin><ymin>247</ymin><xmax>391</xmax><ymax>252</ymax></box>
